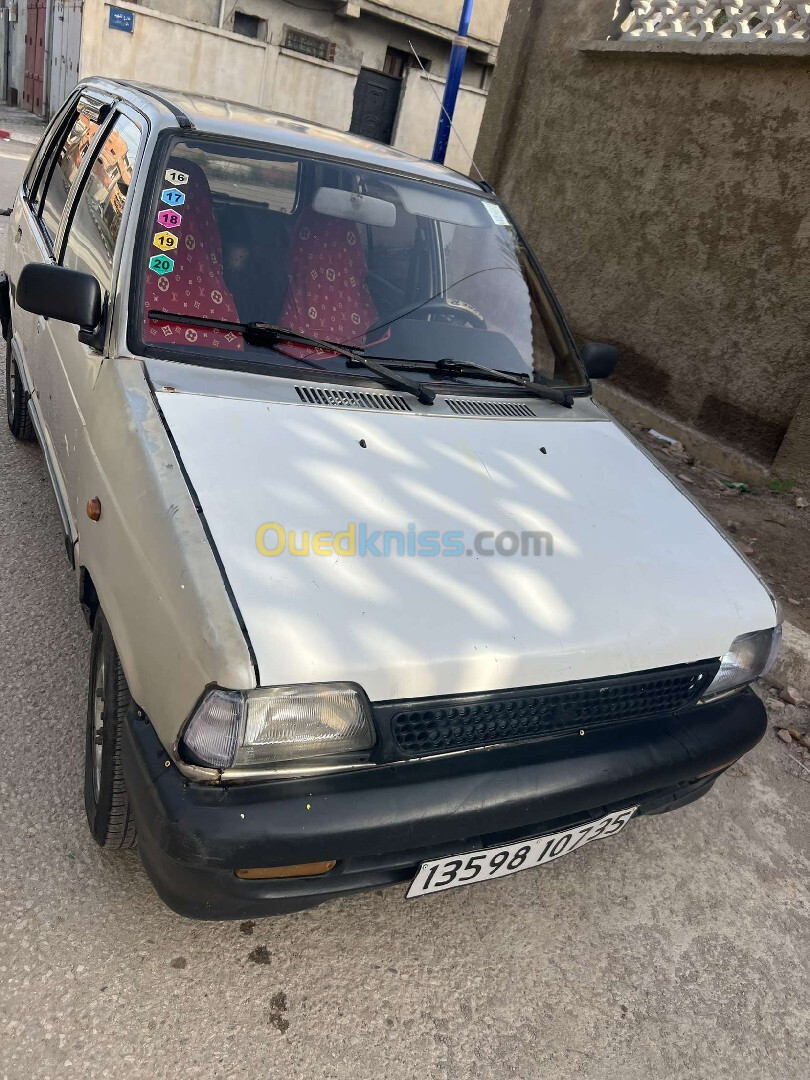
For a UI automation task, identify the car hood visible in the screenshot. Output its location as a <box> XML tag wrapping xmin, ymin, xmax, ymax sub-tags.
<box><xmin>155</xmin><ymin>386</ymin><xmax>776</xmax><ymax>701</ymax></box>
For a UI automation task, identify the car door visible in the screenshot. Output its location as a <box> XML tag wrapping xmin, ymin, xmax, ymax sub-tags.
<box><xmin>45</xmin><ymin>106</ymin><xmax>144</xmax><ymax>516</ymax></box>
<box><xmin>6</xmin><ymin>91</ymin><xmax>111</xmax><ymax>539</ymax></box>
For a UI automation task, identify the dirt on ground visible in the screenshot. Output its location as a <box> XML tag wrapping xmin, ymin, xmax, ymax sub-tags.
<box><xmin>631</xmin><ymin>425</ymin><xmax>810</xmax><ymax>636</ymax></box>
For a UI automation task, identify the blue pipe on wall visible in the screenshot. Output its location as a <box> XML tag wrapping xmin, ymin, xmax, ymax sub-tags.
<box><xmin>432</xmin><ymin>0</ymin><xmax>474</xmax><ymax>165</ymax></box>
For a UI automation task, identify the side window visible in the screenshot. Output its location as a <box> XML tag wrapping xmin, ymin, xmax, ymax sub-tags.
<box><xmin>39</xmin><ymin>109</ymin><xmax>102</xmax><ymax>243</ymax></box>
<box><xmin>24</xmin><ymin>94</ymin><xmax>77</xmax><ymax>203</ymax></box>
<box><xmin>62</xmin><ymin>115</ymin><xmax>142</xmax><ymax>291</ymax></box>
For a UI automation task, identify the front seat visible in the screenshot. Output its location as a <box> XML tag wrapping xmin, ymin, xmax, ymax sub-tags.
<box><xmin>278</xmin><ymin>207</ymin><xmax>379</xmax><ymax>348</ymax></box>
<box><xmin>143</xmin><ymin>159</ymin><xmax>243</xmax><ymax>353</ymax></box>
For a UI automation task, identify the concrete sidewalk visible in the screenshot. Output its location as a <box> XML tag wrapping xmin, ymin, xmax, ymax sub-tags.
<box><xmin>0</xmin><ymin>102</ymin><xmax>46</xmax><ymax>145</ymax></box>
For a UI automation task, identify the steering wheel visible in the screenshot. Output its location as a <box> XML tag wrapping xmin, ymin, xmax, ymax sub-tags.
<box><xmin>374</xmin><ymin>296</ymin><xmax>488</xmax><ymax>335</ymax></box>
<box><xmin>412</xmin><ymin>296</ymin><xmax>488</xmax><ymax>330</ymax></box>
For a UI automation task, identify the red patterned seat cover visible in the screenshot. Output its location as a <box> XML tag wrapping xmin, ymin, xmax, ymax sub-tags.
<box><xmin>143</xmin><ymin>159</ymin><xmax>243</xmax><ymax>353</ymax></box>
<box><xmin>278</xmin><ymin>207</ymin><xmax>379</xmax><ymax>352</ymax></box>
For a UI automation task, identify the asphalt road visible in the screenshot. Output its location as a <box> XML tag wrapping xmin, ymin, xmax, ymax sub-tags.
<box><xmin>0</xmin><ymin>142</ymin><xmax>808</xmax><ymax>1080</ymax></box>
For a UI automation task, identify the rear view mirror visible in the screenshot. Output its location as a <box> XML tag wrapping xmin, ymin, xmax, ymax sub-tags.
<box><xmin>312</xmin><ymin>187</ymin><xmax>396</xmax><ymax>228</ymax></box>
<box><xmin>580</xmin><ymin>341</ymin><xmax>620</xmax><ymax>380</ymax></box>
<box><xmin>17</xmin><ymin>263</ymin><xmax>102</xmax><ymax>331</ymax></box>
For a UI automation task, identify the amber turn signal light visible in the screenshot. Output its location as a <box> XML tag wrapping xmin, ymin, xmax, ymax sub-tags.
<box><xmin>235</xmin><ymin>861</ymin><xmax>336</xmax><ymax>880</ymax></box>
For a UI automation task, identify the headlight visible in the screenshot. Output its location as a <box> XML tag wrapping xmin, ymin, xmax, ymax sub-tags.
<box><xmin>701</xmin><ymin>626</ymin><xmax>782</xmax><ymax>700</ymax></box>
<box><xmin>181</xmin><ymin>682</ymin><xmax>376</xmax><ymax>769</ymax></box>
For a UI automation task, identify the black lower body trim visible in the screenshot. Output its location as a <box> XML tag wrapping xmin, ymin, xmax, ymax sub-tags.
<box><xmin>122</xmin><ymin>689</ymin><xmax>766</xmax><ymax>920</ymax></box>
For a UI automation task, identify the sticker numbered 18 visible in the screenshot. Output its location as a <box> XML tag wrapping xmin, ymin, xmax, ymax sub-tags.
<box><xmin>165</xmin><ymin>169</ymin><xmax>190</xmax><ymax>187</ymax></box>
<box><xmin>161</xmin><ymin>188</ymin><xmax>186</xmax><ymax>208</ymax></box>
<box><xmin>149</xmin><ymin>254</ymin><xmax>175</xmax><ymax>275</ymax></box>
<box><xmin>157</xmin><ymin>209</ymin><xmax>182</xmax><ymax>230</ymax></box>
<box><xmin>153</xmin><ymin>231</ymin><xmax>179</xmax><ymax>252</ymax></box>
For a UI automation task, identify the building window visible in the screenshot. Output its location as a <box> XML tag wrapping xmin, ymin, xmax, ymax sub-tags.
<box><xmin>284</xmin><ymin>28</ymin><xmax>336</xmax><ymax>62</ymax></box>
<box><xmin>382</xmin><ymin>47</ymin><xmax>410</xmax><ymax>78</ymax></box>
<box><xmin>233</xmin><ymin>12</ymin><xmax>265</xmax><ymax>40</ymax></box>
<box><xmin>383</xmin><ymin>46</ymin><xmax>431</xmax><ymax>78</ymax></box>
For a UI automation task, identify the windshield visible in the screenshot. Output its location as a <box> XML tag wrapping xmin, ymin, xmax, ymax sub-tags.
<box><xmin>138</xmin><ymin>137</ymin><xmax>586</xmax><ymax>390</ymax></box>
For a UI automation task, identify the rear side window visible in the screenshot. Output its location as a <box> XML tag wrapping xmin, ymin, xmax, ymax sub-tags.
<box><xmin>62</xmin><ymin>115</ymin><xmax>142</xmax><ymax>291</ymax></box>
<box><xmin>39</xmin><ymin>110</ymin><xmax>101</xmax><ymax>243</ymax></box>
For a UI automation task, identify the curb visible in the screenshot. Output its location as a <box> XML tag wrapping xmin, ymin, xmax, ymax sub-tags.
<box><xmin>769</xmin><ymin>621</ymin><xmax>810</xmax><ymax>701</ymax></box>
<box><xmin>2</xmin><ymin>130</ymin><xmax>42</xmax><ymax>146</ymax></box>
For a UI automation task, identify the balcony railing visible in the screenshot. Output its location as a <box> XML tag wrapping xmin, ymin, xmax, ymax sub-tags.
<box><xmin>612</xmin><ymin>2</ymin><xmax>810</xmax><ymax>42</ymax></box>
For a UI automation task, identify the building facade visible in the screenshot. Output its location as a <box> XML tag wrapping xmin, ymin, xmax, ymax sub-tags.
<box><xmin>0</xmin><ymin>0</ymin><xmax>507</xmax><ymax>172</ymax></box>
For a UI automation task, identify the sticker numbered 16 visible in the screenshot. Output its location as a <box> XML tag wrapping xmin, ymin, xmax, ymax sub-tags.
<box><xmin>157</xmin><ymin>209</ymin><xmax>182</xmax><ymax>230</ymax></box>
<box><xmin>153</xmin><ymin>231</ymin><xmax>179</xmax><ymax>252</ymax></box>
<box><xmin>149</xmin><ymin>254</ymin><xmax>175</xmax><ymax>275</ymax></box>
<box><xmin>165</xmin><ymin>168</ymin><xmax>190</xmax><ymax>187</ymax></box>
<box><xmin>161</xmin><ymin>188</ymin><xmax>186</xmax><ymax>208</ymax></box>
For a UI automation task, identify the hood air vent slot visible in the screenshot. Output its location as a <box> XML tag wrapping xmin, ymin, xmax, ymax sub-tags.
<box><xmin>295</xmin><ymin>386</ymin><xmax>412</xmax><ymax>412</ymax></box>
<box><xmin>445</xmin><ymin>398</ymin><xmax>537</xmax><ymax>418</ymax></box>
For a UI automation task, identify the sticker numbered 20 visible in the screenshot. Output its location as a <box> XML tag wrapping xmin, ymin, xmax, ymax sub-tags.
<box><xmin>149</xmin><ymin>254</ymin><xmax>175</xmax><ymax>275</ymax></box>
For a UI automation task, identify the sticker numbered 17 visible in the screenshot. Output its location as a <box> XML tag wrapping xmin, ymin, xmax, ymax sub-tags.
<box><xmin>161</xmin><ymin>188</ymin><xmax>186</xmax><ymax>208</ymax></box>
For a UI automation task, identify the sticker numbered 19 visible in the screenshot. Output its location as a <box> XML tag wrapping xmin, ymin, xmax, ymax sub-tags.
<box><xmin>153</xmin><ymin>231</ymin><xmax>179</xmax><ymax>252</ymax></box>
<box><xmin>149</xmin><ymin>254</ymin><xmax>175</xmax><ymax>275</ymax></box>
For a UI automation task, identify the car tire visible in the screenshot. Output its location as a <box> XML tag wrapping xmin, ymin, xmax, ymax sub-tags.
<box><xmin>5</xmin><ymin>334</ymin><xmax>35</xmax><ymax>441</ymax></box>
<box><xmin>84</xmin><ymin>610</ymin><xmax>138</xmax><ymax>850</ymax></box>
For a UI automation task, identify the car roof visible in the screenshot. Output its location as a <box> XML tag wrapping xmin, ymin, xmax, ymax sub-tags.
<box><xmin>85</xmin><ymin>78</ymin><xmax>486</xmax><ymax>195</ymax></box>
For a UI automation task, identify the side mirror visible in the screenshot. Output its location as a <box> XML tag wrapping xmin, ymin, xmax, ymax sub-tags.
<box><xmin>580</xmin><ymin>341</ymin><xmax>620</xmax><ymax>380</ymax></box>
<box><xmin>17</xmin><ymin>263</ymin><xmax>102</xmax><ymax>332</ymax></box>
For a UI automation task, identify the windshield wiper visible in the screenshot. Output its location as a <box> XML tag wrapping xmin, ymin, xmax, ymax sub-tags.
<box><xmin>382</xmin><ymin>356</ymin><xmax>574</xmax><ymax>408</ymax></box>
<box><xmin>147</xmin><ymin>311</ymin><xmax>436</xmax><ymax>406</ymax></box>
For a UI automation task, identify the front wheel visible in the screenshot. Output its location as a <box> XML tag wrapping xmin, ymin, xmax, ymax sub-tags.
<box><xmin>5</xmin><ymin>336</ymin><xmax>35</xmax><ymax>441</ymax></box>
<box><xmin>84</xmin><ymin>611</ymin><xmax>137</xmax><ymax>849</ymax></box>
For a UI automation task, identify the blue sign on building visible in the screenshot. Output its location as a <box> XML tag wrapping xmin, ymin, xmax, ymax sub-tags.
<box><xmin>109</xmin><ymin>7</ymin><xmax>135</xmax><ymax>33</ymax></box>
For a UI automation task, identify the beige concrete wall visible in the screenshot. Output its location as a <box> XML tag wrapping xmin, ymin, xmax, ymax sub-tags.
<box><xmin>372</xmin><ymin>0</ymin><xmax>509</xmax><ymax>44</ymax></box>
<box><xmin>477</xmin><ymin>0</ymin><xmax>810</xmax><ymax>470</ymax></box>
<box><xmin>81</xmin><ymin>1</ymin><xmax>268</xmax><ymax>103</ymax></box>
<box><xmin>394</xmin><ymin>67</ymin><xmax>487</xmax><ymax>174</ymax></box>
<box><xmin>271</xmin><ymin>50</ymin><xmax>357</xmax><ymax>131</ymax></box>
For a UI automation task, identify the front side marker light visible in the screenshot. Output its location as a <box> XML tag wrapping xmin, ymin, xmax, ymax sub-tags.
<box><xmin>182</xmin><ymin>688</ymin><xmax>242</xmax><ymax>768</ymax></box>
<box><xmin>701</xmin><ymin>626</ymin><xmax>782</xmax><ymax>700</ymax></box>
<box><xmin>181</xmin><ymin>682</ymin><xmax>375</xmax><ymax>769</ymax></box>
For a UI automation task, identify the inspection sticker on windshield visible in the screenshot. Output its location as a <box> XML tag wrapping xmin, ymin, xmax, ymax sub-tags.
<box><xmin>406</xmin><ymin>806</ymin><xmax>637</xmax><ymax>899</ymax></box>
<box><xmin>483</xmin><ymin>201</ymin><xmax>511</xmax><ymax>227</ymax></box>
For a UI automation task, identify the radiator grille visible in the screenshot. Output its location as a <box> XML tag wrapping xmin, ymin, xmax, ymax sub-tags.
<box><xmin>387</xmin><ymin>663</ymin><xmax>716</xmax><ymax>757</ymax></box>
<box><xmin>295</xmin><ymin>386</ymin><xmax>412</xmax><ymax>411</ymax></box>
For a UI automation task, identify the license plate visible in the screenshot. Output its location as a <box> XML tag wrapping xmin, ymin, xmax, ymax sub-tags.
<box><xmin>406</xmin><ymin>806</ymin><xmax>638</xmax><ymax>899</ymax></box>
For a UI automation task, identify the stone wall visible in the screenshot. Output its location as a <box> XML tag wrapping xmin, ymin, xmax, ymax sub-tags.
<box><xmin>477</xmin><ymin>0</ymin><xmax>810</xmax><ymax>477</ymax></box>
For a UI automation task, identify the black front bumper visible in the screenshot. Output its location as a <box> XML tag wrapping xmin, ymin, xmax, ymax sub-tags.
<box><xmin>122</xmin><ymin>688</ymin><xmax>766</xmax><ymax>920</ymax></box>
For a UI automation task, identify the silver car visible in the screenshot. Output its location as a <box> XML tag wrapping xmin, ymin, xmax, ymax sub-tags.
<box><xmin>2</xmin><ymin>80</ymin><xmax>779</xmax><ymax>919</ymax></box>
